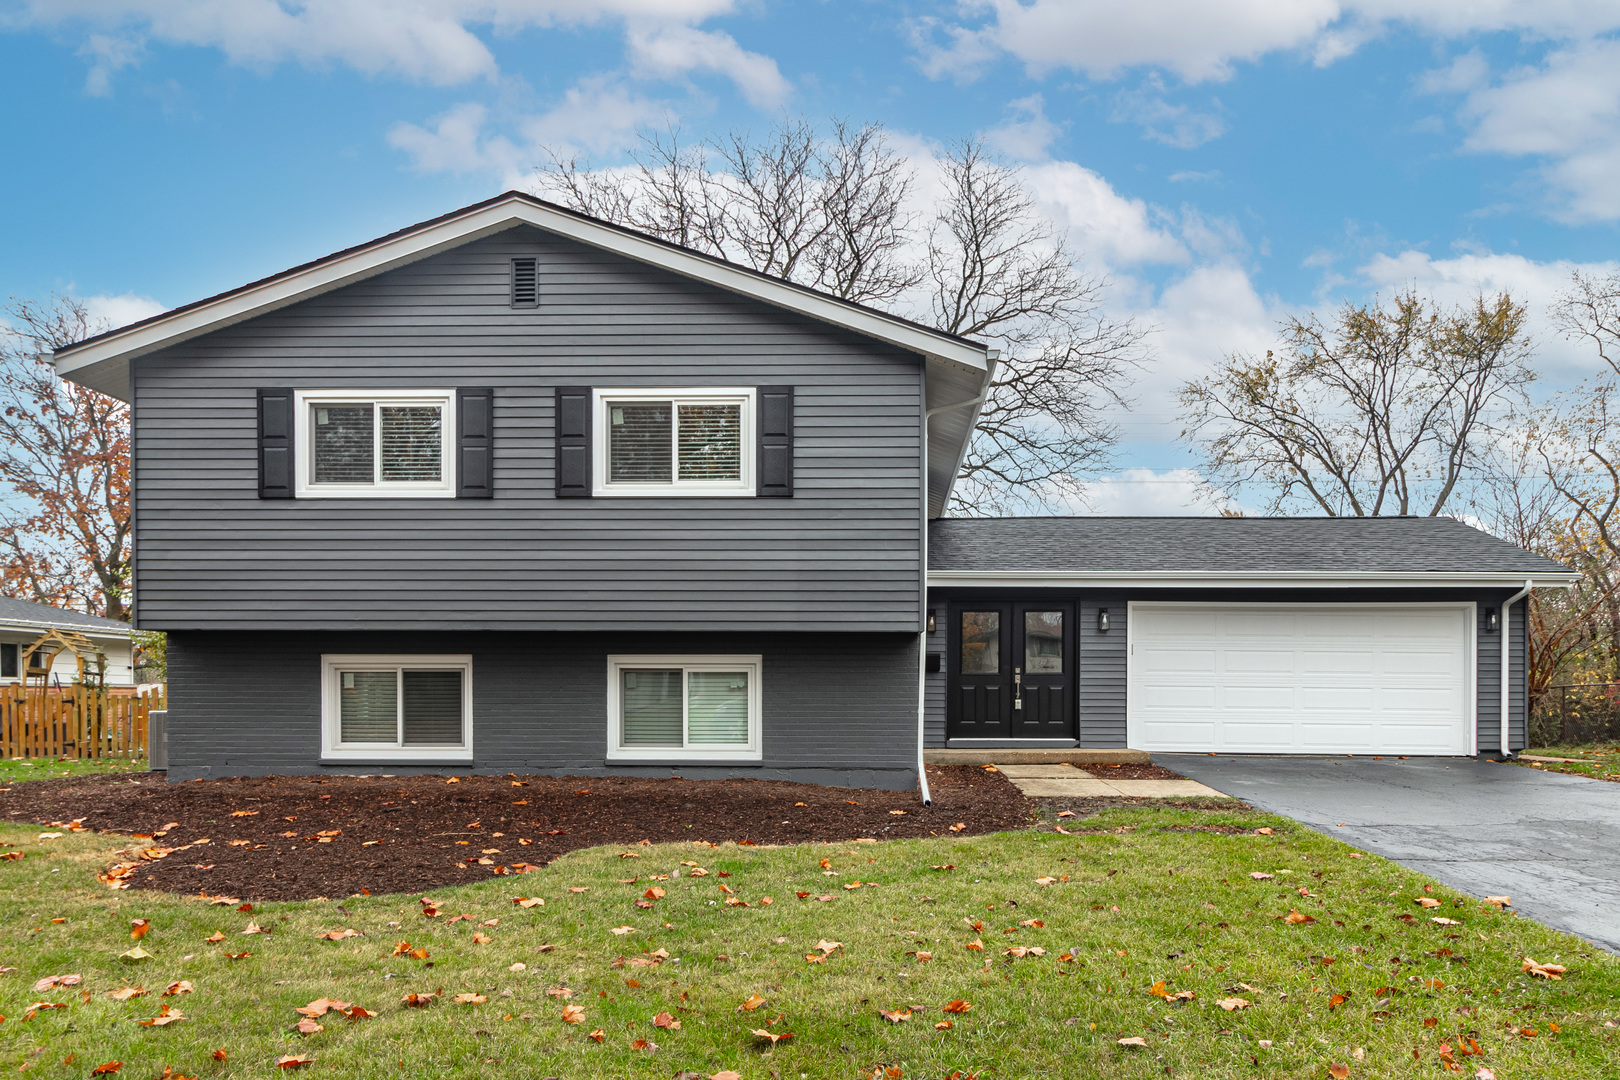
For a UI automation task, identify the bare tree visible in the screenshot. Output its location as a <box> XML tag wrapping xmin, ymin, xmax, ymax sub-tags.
<box><xmin>1179</xmin><ymin>291</ymin><xmax>1535</xmax><ymax>516</ymax></box>
<box><xmin>0</xmin><ymin>296</ymin><xmax>132</xmax><ymax>619</ymax></box>
<box><xmin>927</xmin><ymin>140</ymin><xmax>1145</xmax><ymax>513</ymax></box>
<box><xmin>536</xmin><ymin>124</ymin><xmax>1143</xmax><ymax>513</ymax></box>
<box><xmin>1544</xmin><ymin>270</ymin><xmax>1620</xmax><ymax>555</ymax></box>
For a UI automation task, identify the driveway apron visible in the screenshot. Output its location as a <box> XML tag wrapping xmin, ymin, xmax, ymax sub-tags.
<box><xmin>1158</xmin><ymin>754</ymin><xmax>1620</xmax><ymax>954</ymax></box>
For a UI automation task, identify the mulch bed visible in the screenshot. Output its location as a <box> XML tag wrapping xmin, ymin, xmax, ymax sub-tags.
<box><xmin>0</xmin><ymin>766</ymin><xmax>1030</xmax><ymax>902</ymax></box>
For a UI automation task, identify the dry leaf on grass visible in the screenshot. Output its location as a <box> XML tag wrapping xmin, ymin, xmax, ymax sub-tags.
<box><xmin>561</xmin><ymin>1004</ymin><xmax>585</xmax><ymax>1024</ymax></box>
<box><xmin>1328</xmin><ymin>1064</ymin><xmax>1351</xmax><ymax>1079</ymax></box>
<box><xmin>130</xmin><ymin>920</ymin><xmax>150</xmax><ymax>940</ymax></box>
<box><xmin>453</xmin><ymin>993</ymin><xmax>488</xmax><ymax>1005</ymax></box>
<box><xmin>751</xmin><ymin>1029</ymin><xmax>794</xmax><ymax>1046</ymax></box>
<box><xmin>1415</xmin><ymin>897</ymin><xmax>1441</xmax><ymax>908</ymax></box>
<box><xmin>295</xmin><ymin>999</ymin><xmax>352</xmax><ymax>1018</ymax></box>
<box><xmin>1216</xmin><ymin>997</ymin><xmax>1251</xmax><ymax>1011</ymax></box>
<box><xmin>652</xmin><ymin>1011</ymin><xmax>680</xmax><ymax>1029</ymax></box>
<box><xmin>935</xmin><ymin>1020</ymin><xmax>953</xmax><ymax>1030</ymax></box>
<box><xmin>1249</xmin><ymin>872</ymin><xmax>1275</xmax><ymax>880</ymax></box>
<box><xmin>33</xmin><ymin>975</ymin><xmax>82</xmax><ymax>991</ymax></box>
<box><xmin>275</xmin><ymin>1055</ymin><xmax>312</xmax><ymax>1069</ymax></box>
<box><xmin>136</xmin><ymin>1004</ymin><xmax>185</xmax><ymax>1027</ymax></box>
<box><xmin>295</xmin><ymin>1018</ymin><xmax>323</xmax><ymax>1035</ymax></box>
<box><xmin>1522</xmin><ymin>958</ymin><xmax>1566</xmax><ymax>980</ymax></box>
<box><xmin>1283</xmin><ymin>910</ymin><xmax>1317</xmax><ymax>925</ymax></box>
<box><xmin>90</xmin><ymin>1063</ymin><xmax>121</xmax><ymax>1076</ymax></box>
<box><xmin>318</xmin><ymin>928</ymin><xmax>360</xmax><ymax>941</ymax></box>
<box><xmin>737</xmin><ymin>995</ymin><xmax>766</xmax><ymax>1012</ymax></box>
<box><xmin>942</xmin><ymin>999</ymin><xmax>972</xmax><ymax>1014</ymax></box>
<box><xmin>400</xmin><ymin>991</ymin><xmax>439</xmax><ymax>1008</ymax></box>
<box><xmin>1118</xmin><ymin>1036</ymin><xmax>1148</xmax><ymax>1048</ymax></box>
<box><xmin>879</xmin><ymin>1008</ymin><xmax>911</xmax><ymax>1023</ymax></box>
<box><xmin>106</xmin><ymin>987</ymin><xmax>147</xmax><ymax>1002</ymax></box>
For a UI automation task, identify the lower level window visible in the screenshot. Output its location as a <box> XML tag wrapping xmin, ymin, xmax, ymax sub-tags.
<box><xmin>606</xmin><ymin>655</ymin><xmax>761</xmax><ymax>761</ymax></box>
<box><xmin>321</xmin><ymin>655</ymin><xmax>472</xmax><ymax>760</ymax></box>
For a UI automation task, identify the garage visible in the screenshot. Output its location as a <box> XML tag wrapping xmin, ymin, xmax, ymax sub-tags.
<box><xmin>1127</xmin><ymin>603</ymin><xmax>1474</xmax><ymax>755</ymax></box>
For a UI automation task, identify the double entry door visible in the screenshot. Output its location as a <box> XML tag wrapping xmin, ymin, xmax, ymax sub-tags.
<box><xmin>947</xmin><ymin>601</ymin><xmax>1076</xmax><ymax>741</ymax></box>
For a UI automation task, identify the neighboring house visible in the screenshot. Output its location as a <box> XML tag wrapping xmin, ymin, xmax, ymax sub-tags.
<box><xmin>0</xmin><ymin>596</ymin><xmax>136</xmax><ymax>688</ymax></box>
<box><xmin>51</xmin><ymin>193</ymin><xmax>1574</xmax><ymax>790</ymax></box>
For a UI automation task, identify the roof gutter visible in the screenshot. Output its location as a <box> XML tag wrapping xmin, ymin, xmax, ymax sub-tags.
<box><xmin>927</xmin><ymin>570</ymin><xmax>1579</xmax><ymax>590</ymax></box>
<box><xmin>1500</xmin><ymin>580</ymin><xmax>1533</xmax><ymax>760</ymax></box>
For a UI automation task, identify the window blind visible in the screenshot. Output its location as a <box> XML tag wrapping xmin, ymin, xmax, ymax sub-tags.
<box><xmin>620</xmin><ymin>669</ymin><xmax>682</xmax><ymax>745</ymax></box>
<box><xmin>339</xmin><ymin>670</ymin><xmax>397</xmax><ymax>743</ymax></box>
<box><xmin>380</xmin><ymin>405</ymin><xmax>443</xmax><ymax>482</ymax></box>
<box><xmin>313</xmin><ymin>405</ymin><xmax>374</xmax><ymax>483</ymax></box>
<box><xmin>686</xmin><ymin>671</ymin><xmax>749</xmax><ymax>744</ymax></box>
<box><xmin>608</xmin><ymin>402</ymin><xmax>673</xmax><ymax>482</ymax></box>
<box><xmin>401</xmin><ymin>670</ymin><xmax>464</xmax><ymax>746</ymax></box>
<box><xmin>677</xmin><ymin>403</ymin><xmax>742</xmax><ymax>481</ymax></box>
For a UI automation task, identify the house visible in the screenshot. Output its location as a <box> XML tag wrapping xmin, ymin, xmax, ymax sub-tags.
<box><xmin>51</xmin><ymin>192</ymin><xmax>1574</xmax><ymax>790</ymax></box>
<box><xmin>0</xmin><ymin>595</ymin><xmax>136</xmax><ymax>688</ymax></box>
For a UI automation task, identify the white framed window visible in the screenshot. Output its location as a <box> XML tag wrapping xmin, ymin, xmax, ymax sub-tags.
<box><xmin>606</xmin><ymin>654</ymin><xmax>762</xmax><ymax>761</ymax></box>
<box><xmin>592</xmin><ymin>388</ymin><xmax>754</xmax><ymax>496</ymax></box>
<box><xmin>321</xmin><ymin>654</ymin><xmax>472</xmax><ymax>761</ymax></box>
<box><xmin>294</xmin><ymin>389</ymin><xmax>456</xmax><ymax>498</ymax></box>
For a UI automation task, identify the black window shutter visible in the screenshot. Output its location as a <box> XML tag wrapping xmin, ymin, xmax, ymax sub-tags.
<box><xmin>554</xmin><ymin>386</ymin><xmax>593</xmax><ymax>497</ymax></box>
<box><xmin>257</xmin><ymin>388</ymin><xmax>294</xmax><ymax>499</ymax></box>
<box><xmin>757</xmin><ymin>385</ymin><xmax>794</xmax><ymax>497</ymax></box>
<box><xmin>457</xmin><ymin>388</ymin><xmax>495</xmax><ymax>498</ymax></box>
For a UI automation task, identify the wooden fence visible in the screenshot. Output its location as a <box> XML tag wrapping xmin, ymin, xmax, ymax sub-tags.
<box><xmin>0</xmin><ymin>686</ymin><xmax>166</xmax><ymax>760</ymax></box>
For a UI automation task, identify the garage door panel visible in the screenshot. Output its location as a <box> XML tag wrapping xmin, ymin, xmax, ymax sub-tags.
<box><xmin>1137</xmin><ymin>647</ymin><xmax>1218</xmax><ymax>674</ymax></box>
<box><xmin>1129</xmin><ymin>605</ymin><xmax>1470</xmax><ymax>755</ymax></box>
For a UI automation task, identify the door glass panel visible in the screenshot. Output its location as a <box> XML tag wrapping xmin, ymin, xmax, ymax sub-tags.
<box><xmin>960</xmin><ymin>612</ymin><xmax>1000</xmax><ymax>674</ymax></box>
<box><xmin>1025</xmin><ymin>611</ymin><xmax>1064</xmax><ymax>674</ymax></box>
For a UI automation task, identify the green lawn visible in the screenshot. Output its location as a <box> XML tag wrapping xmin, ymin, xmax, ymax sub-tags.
<box><xmin>1520</xmin><ymin>745</ymin><xmax>1620</xmax><ymax>782</ymax></box>
<box><xmin>0</xmin><ymin>756</ymin><xmax>144</xmax><ymax>784</ymax></box>
<box><xmin>2</xmin><ymin>808</ymin><xmax>1616</xmax><ymax>1079</ymax></box>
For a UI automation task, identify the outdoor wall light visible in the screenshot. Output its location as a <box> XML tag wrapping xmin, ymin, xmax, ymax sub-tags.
<box><xmin>1098</xmin><ymin>608</ymin><xmax>1111</xmax><ymax>633</ymax></box>
<box><xmin>1487</xmin><ymin>607</ymin><xmax>1500</xmax><ymax>632</ymax></box>
<box><xmin>926</xmin><ymin>611</ymin><xmax>936</xmax><ymax>634</ymax></box>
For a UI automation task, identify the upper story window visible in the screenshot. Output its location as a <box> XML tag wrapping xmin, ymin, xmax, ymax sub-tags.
<box><xmin>592</xmin><ymin>388</ymin><xmax>754</xmax><ymax>496</ymax></box>
<box><xmin>293</xmin><ymin>390</ymin><xmax>456</xmax><ymax>498</ymax></box>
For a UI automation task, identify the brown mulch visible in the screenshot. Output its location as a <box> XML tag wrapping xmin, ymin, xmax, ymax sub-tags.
<box><xmin>0</xmin><ymin>766</ymin><xmax>1030</xmax><ymax>902</ymax></box>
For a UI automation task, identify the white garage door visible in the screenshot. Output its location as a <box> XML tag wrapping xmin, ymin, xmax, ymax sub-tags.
<box><xmin>1127</xmin><ymin>604</ymin><xmax>1473</xmax><ymax>755</ymax></box>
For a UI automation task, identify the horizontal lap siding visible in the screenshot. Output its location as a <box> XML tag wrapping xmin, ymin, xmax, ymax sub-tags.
<box><xmin>166</xmin><ymin>630</ymin><xmax>920</xmax><ymax>789</ymax></box>
<box><xmin>134</xmin><ymin>226</ymin><xmax>924</xmax><ymax>632</ymax></box>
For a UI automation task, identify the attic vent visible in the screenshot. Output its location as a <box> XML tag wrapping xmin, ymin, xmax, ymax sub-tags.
<box><xmin>510</xmin><ymin>257</ymin><xmax>538</xmax><ymax>308</ymax></box>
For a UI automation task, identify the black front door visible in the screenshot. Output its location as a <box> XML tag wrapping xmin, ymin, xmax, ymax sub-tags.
<box><xmin>946</xmin><ymin>601</ymin><xmax>1076</xmax><ymax>741</ymax></box>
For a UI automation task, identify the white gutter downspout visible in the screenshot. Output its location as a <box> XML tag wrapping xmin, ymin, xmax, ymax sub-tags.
<box><xmin>918</xmin><ymin>627</ymin><xmax>932</xmax><ymax>805</ymax></box>
<box><xmin>1500</xmin><ymin>580</ymin><xmax>1533</xmax><ymax>759</ymax></box>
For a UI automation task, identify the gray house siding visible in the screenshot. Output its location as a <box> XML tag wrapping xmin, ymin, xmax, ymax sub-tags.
<box><xmin>166</xmin><ymin>630</ymin><xmax>921</xmax><ymax>789</ymax></box>
<box><xmin>925</xmin><ymin>587</ymin><xmax>1525</xmax><ymax>754</ymax></box>
<box><xmin>132</xmin><ymin>224</ymin><xmax>924</xmax><ymax>633</ymax></box>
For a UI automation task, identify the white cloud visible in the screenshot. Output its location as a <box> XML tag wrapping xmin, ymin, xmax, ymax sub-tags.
<box><xmin>1108</xmin><ymin>77</ymin><xmax>1226</xmax><ymax>148</ymax></box>
<box><xmin>624</xmin><ymin>24</ymin><xmax>789</xmax><ymax>107</ymax></box>
<box><xmin>984</xmin><ymin>94</ymin><xmax>1062</xmax><ymax>161</ymax></box>
<box><xmin>1022</xmin><ymin>160</ymin><xmax>1189</xmax><ymax>269</ymax></box>
<box><xmin>390</xmin><ymin>78</ymin><xmax>665</xmax><ymax>185</ymax></box>
<box><xmin>915</xmin><ymin>0</ymin><xmax>1620</xmax><ymax>86</ymax></box>
<box><xmin>1077</xmin><ymin>467</ymin><xmax>1223</xmax><ymax>515</ymax></box>
<box><xmin>77</xmin><ymin>33</ymin><xmax>142</xmax><ymax>96</ymax></box>
<box><xmin>82</xmin><ymin>292</ymin><xmax>167</xmax><ymax>330</ymax></box>
<box><xmin>17</xmin><ymin>1</ymin><xmax>752</xmax><ymax>89</ymax></box>
<box><xmin>1442</xmin><ymin>38</ymin><xmax>1620</xmax><ymax>222</ymax></box>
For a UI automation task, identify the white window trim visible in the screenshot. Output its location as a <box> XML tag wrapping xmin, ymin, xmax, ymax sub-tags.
<box><xmin>592</xmin><ymin>387</ymin><xmax>755</xmax><ymax>497</ymax></box>
<box><xmin>294</xmin><ymin>389</ymin><xmax>457</xmax><ymax>498</ymax></box>
<box><xmin>321</xmin><ymin>654</ymin><xmax>473</xmax><ymax>762</ymax></box>
<box><xmin>605</xmin><ymin>654</ymin><xmax>762</xmax><ymax>762</ymax></box>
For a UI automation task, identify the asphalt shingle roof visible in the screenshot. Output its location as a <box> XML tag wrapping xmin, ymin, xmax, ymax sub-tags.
<box><xmin>0</xmin><ymin>596</ymin><xmax>129</xmax><ymax>633</ymax></box>
<box><xmin>927</xmin><ymin>516</ymin><xmax>1571</xmax><ymax>576</ymax></box>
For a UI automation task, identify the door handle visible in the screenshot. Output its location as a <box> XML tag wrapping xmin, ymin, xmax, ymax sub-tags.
<box><xmin>1013</xmin><ymin>667</ymin><xmax>1023</xmax><ymax>710</ymax></box>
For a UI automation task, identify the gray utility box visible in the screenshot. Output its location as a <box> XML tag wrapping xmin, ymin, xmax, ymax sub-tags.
<box><xmin>147</xmin><ymin>710</ymin><xmax>167</xmax><ymax>771</ymax></box>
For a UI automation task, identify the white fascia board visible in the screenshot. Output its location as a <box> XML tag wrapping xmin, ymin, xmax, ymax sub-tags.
<box><xmin>0</xmin><ymin>618</ymin><xmax>132</xmax><ymax>636</ymax></box>
<box><xmin>54</xmin><ymin>196</ymin><xmax>988</xmax><ymax>401</ymax></box>
<box><xmin>926</xmin><ymin>570</ymin><xmax>1580</xmax><ymax>589</ymax></box>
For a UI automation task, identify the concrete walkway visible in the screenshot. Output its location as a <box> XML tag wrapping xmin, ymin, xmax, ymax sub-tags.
<box><xmin>994</xmin><ymin>763</ymin><xmax>1227</xmax><ymax>800</ymax></box>
<box><xmin>1160</xmin><ymin>754</ymin><xmax>1620</xmax><ymax>954</ymax></box>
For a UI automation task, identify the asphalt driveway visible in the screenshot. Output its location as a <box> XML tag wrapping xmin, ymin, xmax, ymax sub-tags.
<box><xmin>1159</xmin><ymin>754</ymin><xmax>1620</xmax><ymax>954</ymax></box>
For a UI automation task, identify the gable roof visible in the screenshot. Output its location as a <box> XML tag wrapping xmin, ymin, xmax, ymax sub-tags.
<box><xmin>928</xmin><ymin>516</ymin><xmax>1577</xmax><ymax>588</ymax></box>
<box><xmin>0</xmin><ymin>595</ymin><xmax>130</xmax><ymax>635</ymax></box>
<box><xmin>52</xmin><ymin>192</ymin><xmax>993</xmax><ymax>516</ymax></box>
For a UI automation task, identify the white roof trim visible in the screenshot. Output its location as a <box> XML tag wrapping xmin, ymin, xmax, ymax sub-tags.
<box><xmin>54</xmin><ymin>194</ymin><xmax>989</xmax><ymax>396</ymax></box>
<box><xmin>927</xmin><ymin>570</ymin><xmax>1579</xmax><ymax>589</ymax></box>
<box><xmin>0</xmin><ymin>616</ymin><xmax>132</xmax><ymax>636</ymax></box>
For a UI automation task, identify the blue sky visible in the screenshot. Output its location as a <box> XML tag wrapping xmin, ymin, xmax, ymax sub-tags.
<box><xmin>3</xmin><ymin>1</ymin><xmax>1619</xmax><ymax>512</ymax></box>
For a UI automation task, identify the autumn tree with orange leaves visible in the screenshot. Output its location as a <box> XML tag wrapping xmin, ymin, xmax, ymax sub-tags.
<box><xmin>0</xmin><ymin>296</ymin><xmax>131</xmax><ymax>620</ymax></box>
